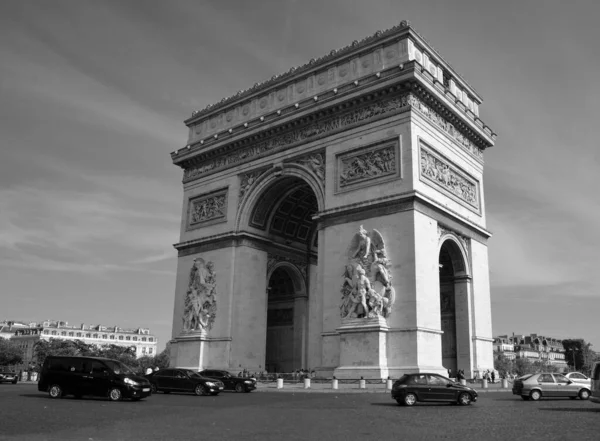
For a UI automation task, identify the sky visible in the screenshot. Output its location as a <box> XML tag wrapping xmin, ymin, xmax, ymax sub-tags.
<box><xmin>1</xmin><ymin>0</ymin><xmax>599</xmax><ymax>352</ymax></box>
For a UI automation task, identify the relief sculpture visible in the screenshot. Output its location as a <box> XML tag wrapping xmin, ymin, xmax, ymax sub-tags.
<box><xmin>420</xmin><ymin>148</ymin><xmax>478</xmax><ymax>208</ymax></box>
<box><xmin>190</xmin><ymin>194</ymin><xmax>227</xmax><ymax>225</ymax></box>
<box><xmin>339</xmin><ymin>145</ymin><xmax>396</xmax><ymax>188</ymax></box>
<box><xmin>340</xmin><ymin>226</ymin><xmax>396</xmax><ymax>320</ymax></box>
<box><xmin>182</xmin><ymin>258</ymin><xmax>218</xmax><ymax>332</ymax></box>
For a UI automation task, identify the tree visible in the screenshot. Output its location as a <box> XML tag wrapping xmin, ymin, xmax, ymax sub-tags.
<box><xmin>0</xmin><ymin>339</ymin><xmax>25</xmax><ymax>366</ymax></box>
<box><xmin>33</xmin><ymin>339</ymin><xmax>95</xmax><ymax>368</ymax></box>
<box><xmin>562</xmin><ymin>339</ymin><xmax>592</xmax><ymax>372</ymax></box>
<box><xmin>493</xmin><ymin>352</ymin><xmax>514</xmax><ymax>376</ymax></box>
<box><xmin>96</xmin><ymin>344</ymin><xmax>139</xmax><ymax>370</ymax></box>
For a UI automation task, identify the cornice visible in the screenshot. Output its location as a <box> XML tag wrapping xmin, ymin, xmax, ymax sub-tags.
<box><xmin>183</xmin><ymin>21</ymin><xmax>483</xmax><ymax>125</ymax></box>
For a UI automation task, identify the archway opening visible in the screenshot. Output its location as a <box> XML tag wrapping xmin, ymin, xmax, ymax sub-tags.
<box><xmin>439</xmin><ymin>242</ymin><xmax>459</xmax><ymax>374</ymax></box>
<box><xmin>250</xmin><ymin>176</ymin><xmax>318</xmax><ymax>374</ymax></box>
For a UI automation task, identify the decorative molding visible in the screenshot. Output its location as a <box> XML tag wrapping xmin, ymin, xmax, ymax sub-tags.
<box><xmin>267</xmin><ymin>252</ymin><xmax>308</xmax><ymax>282</ymax></box>
<box><xmin>438</xmin><ymin>225</ymin><xmax>470</xmax><ymax>258</ymax></box>
<box><xmin>186</xmin><ymin>188</ymin><xmax>228</xmax><ymax>230</ymax></box>
<box><xmin>336</xmin><ymin>137</ymin><xmax>400</xmax><ymax>192</ymax></box>
<box><xmin>182</xmin><ymin>92</ymin><xmax>413</xmax><ymax>182</ymax></box>
<box><xmin>238</xmin><ymin>168</ymin><xmax>269</xmax><ymax>207</ymax></box>
<box><xmin>287</xmin><ymin>151</ymin><xmax>326</xmax><ymax>186</ymax></box>
<box><xmin>419</xmin><ymin>144</ymin><xmax>479</xmax><ymax>211</ymax></box>
<box><xmin>410</xmin><ymin>91</ymin><xmax>484</xmax><ymax>159</ymax></box>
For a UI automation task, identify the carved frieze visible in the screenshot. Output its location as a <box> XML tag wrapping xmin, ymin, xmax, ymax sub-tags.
<box><xmin>420</xmin><ymin>145</ymin><xmax>479</xmax><ymax>210</ymax></box>
<box><xmin>239</xmin><ymin>168</ymin><xmax>269</xmax><ymax>206</ymax></box>
<box><xmin>336</xmin><ymin>139</ymin><xmax>399</xmax><ymax>192</ymax></box>
<box><xmin>187</xmin><ymin>188</ymin><xmax>228</xmax><ymax>230</ymax></box>
<box><xmin>183</xmin><ymin>93</ymin><xmax>414</xmax><ymax>182</ymax></box>
<box><xmin>340</xmin><ymin>226</ymin><xmax>396</xmax><ymax>320</ymax></box>
<box><xmin>267</xmin><ymin>253</ymin><xmax>308</xmax><ymax>282</ymax></box>
<box><xmin>182</xmin><ymin>258</ymin><xmax>218</xmax><ymax>333</ymax></box>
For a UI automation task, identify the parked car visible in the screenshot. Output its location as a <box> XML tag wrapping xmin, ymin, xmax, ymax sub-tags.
<box><xmin>590</xmin><ymin>362</ymin><xmax>600</xmax><ymax>405</ymax></box>
<box><xmin>146</xmin><ymin>368</ymin><xmax>224</xmax><ymax>396</ymax></box>
<box><xmin>391</xmin><ymin>373</ymin><xmax>478</xmax><ymax>406</ymax></box>
<box><xmin>0</xmin><ymin>371</ymin><xmax>18</xmax><ymax>384</ymax></box>
<box><xmin>198</xmin><ymin>369</ymin><xmax>257</xmax><ymax>393</ymax></box>
<box><xmin>38</xmin><ymin>356</ymin><xmax>151</xmax><ymax>401</ymax></box>
<box><xmin>563</xmin><ymin>372</ymin><xmax>592</xmax><ymax>387</ymax></box>
<box><xmin>512</xmin><ymin>372</ymin><xmax>590</xmax><ymax>401</ymax></box>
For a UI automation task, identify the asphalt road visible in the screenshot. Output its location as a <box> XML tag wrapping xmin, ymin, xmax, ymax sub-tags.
<box><xmin>1</xmin><ymin>383</ymin><xmax>598</xmax><ymax>441</ymax></box>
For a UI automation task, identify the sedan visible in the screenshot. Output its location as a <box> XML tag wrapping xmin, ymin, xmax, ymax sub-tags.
<box><xmin>198</xmin><ymin>370</ymin><xmax>257</xmax><ymax>393</ymax></box>
<box><xmin>391</xmin><ymin>373</ymin><xmax>478</xmax><ymax>406</ymax></box>
<box><xmin>146</xmin><ymin>368</ymin><xmax>224</xmax><ymax>396</ymax></box>
<box><xmin>563</xmin><ymin>372</ymin><xmax>592</xmax><ymax>387</ymax></box>
<box><xmin>512</xmin><ymin>373</ymin><xmax>590</xmax><ymax>401</ymax></box>
<box><xmin>0</xmin><ymin>372</ymin><xmax>18</xmax><ymax>384</ymax></box>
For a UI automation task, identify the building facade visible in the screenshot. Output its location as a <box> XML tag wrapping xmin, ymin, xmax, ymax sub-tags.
<box><xmin>9</xmin><ymin>320</ymin><xmax>158</xmax><ymax>368</ymax></box>
<box><xmin>169</xmin><ymin>21</ymin><xmax>497</xmax><ymax>378</ymax></box>
<box><xmin>494</xmin><ymin>334</ymin><xmax>568</xmax><ymax>368</ymax></box>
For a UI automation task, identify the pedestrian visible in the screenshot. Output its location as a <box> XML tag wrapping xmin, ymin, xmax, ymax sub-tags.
<box><xmin>154</xmin><ymin>366</ymin><xmax>159</xmax><ymax>373</ymax></box>
<box><xmin>145</xmin><ymin>367</ymin><xmax>153</xmax><ymax>375</ymax></box>
<box><xmin>491</xmin><ymin>370</ymin><xmax>496</xmax><ymax>383</ymax></box>
<box><xmin>447</xmin><ymin>368</ymin><xmax>452</xmax><ymax>379</ymax></box>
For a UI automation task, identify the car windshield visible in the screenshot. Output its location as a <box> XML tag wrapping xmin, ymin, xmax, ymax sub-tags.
<box><xmin>103</xmin><ymin>360</ymin><xmax>134</xmax><ymax>375</ymax></box>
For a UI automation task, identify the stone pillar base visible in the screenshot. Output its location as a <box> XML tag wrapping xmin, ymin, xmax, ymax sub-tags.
<box><xmin>171</xmin><ymin>330</ymin><xmax>208</xmax><ymax>370</ymax></box>
<box><xmin>333</xmin><ymin>316</ymin><xmax>389</xmax><ymax>379</ymax></box>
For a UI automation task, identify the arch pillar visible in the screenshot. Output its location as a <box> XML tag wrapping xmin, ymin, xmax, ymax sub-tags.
<box><xmin>454</xmin><ymin>274</ymin><xmax>475</xmax><ymax>377</ymax></box>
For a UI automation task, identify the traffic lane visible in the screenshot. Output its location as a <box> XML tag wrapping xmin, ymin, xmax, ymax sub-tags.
<box><xmin>1</xmin><ymin>385</ymin><xmax>599</xmax><ymax>441</ymax></box>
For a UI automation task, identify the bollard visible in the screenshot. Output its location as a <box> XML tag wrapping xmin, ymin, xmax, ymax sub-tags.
<box><xmin>31</xmin><ymin>372</ymin><xmax>38</xmax><ymax>382</ymax></box>
<box><xmin>501</xmin><ymin>379</ymin><xmax>508</xmax><ymax>389</ymax></box>
<box><xmin>359</xmin><ymin>377</ymin><xmax>366</xmax><ymax>389</ymax></box>
<box><xmin>386</xmin><ymin>378</ymin><xmax>393</xmax><ymax>390</ymax></box>
<box><xmin>304</xmin><ymin>378</ymin><xmax>311</xmax><ymax>389</ymax></box>
<box><xmin>276</xmin><ymin>378</ymin><xmax>284</xmax><ymax>389</ymax></box>
<box><xmin>332</xmin><ymin>377</ymin><xmax>338</xmax><ymax>389</ymax></box>
<box><xmin>482</xmin><ymin>379</ymin><xmax>488</xmax><ymax>389</ymax></box>
<box><xmin>460</xmin><ymin>379</ymin><xmax>467</xmax><ymax>386</ymax></box>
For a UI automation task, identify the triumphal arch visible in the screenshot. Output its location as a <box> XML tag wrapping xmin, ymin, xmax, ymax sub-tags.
<box><xmin>168</xmin><ymin>21</ymin><xmax>497</xmax><ymax>379</ymax></box>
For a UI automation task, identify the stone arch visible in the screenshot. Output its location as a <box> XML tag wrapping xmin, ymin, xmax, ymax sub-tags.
<box><xmin>235</xmin><ymin>163</ymin><xmax>325</xmax><ymax>233</ymax></box>
<box><xmin>437</xmin><ymin>233</ymin><xmax>470</xmax><ymax>277</ymax></box>
<box><xmin>267</xmin><ymin>260</ymin><xmax>307</xmax><ymax>297</ymax></box>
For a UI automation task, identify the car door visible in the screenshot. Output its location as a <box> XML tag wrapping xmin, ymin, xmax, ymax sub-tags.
<box><xmin>408</xmin><ymin>374</ymin><xmax>430</xmax><ymax>400</ymax></box>
<box><xmin>88</xmin><ymin>360</ymin><xmax>111</xmax><ymax>397</ymax></box>
<box><xmin>553</xmin><ymin>374</ymin><xmax>579</xmax><ymax>397</ymax></box>
<box><xmin>426</xmin><ymin>375</ymin><xmax>455</xmax><ymax>401</ymax></box>
<box><xmin>536</xmin><ymin>373</ymin><xmax>556</xmax><ymax>397</ymax></box>
<box><xmin>154</xmin><ymin>369</ymin><xmax>174</xmax><ymax>391</ymax></box>
<box><xmin>172</xmin><ymin>370</ymin><xmax>191</xmax><ymax>392</ymax></box>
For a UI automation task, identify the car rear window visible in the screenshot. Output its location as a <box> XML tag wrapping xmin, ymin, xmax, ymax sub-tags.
<box><xmin>517</xmin><ymin>374</ymin><xmax>533</xmax><ymax>381</ymax></box>
<box><xmin>395</xmin><ymin>375</ymin><xmax>409</xmax><ymax>384</ymax></box>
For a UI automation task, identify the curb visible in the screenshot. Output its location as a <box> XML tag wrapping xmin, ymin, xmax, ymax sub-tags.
<box><xmin>255</xmin><ymin>386</ymin><xmax>512</xmax><ymax>394</ymax></box>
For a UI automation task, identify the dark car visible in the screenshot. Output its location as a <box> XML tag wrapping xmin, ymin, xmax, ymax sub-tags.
<box><xmin>146</xmin><ymin>368</ymin><xmax>224</xmax><ymax>396</ymax></box>
<box><xmin>38</xmin><ymin>356</ymin><xmax>151</xmax><ymax>401</ymax></box>
<box><xmin>0</xmin><ymin>371</ymin><xmax>19</xmax><ymax>384</ymax></box>
<box><xmin>391</xmin><ymin>373</ymin><xmax>478</xmax><ymax>406</ymax></box>
<box><xmin>198</xmin><ymin>369</ymin><xmax>257</xmax><ymax>393</ymax></box>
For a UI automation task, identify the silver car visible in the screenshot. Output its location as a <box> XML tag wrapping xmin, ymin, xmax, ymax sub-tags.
<box><xmin>512</xmin><ymin>372</ymin><xmax>591</xmax><ymax>401</ymax></box>
<box><xmin>563</xmin><ymin>372</ymin><xmax>592</xmax><ymax>388</ymax></box>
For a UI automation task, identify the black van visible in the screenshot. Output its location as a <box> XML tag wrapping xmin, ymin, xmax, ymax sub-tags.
<box><xmin>38</xmin><ymin>356</ymin><xmax>151</xmax><ymax>401</ymax></box>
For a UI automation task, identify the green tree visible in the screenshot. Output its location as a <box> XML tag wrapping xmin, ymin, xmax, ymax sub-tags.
<box><xmin>0</xmin><ymin>339</ymin><xmax>25</xmax><ymax>366</ymax></box>
<box><xmin>493</xmin><ymin>352</ymin><xmax>514</xmax><ymax>377</ymax></box>
<box><xmin>96</xmin><ymin>344</ymin><xmax>139</xmax><ymax>370</ymax></box>
<box><xmin>153</xmin><ymin>348</ymin><xmax>170</xmax><ymax>369</ymax></box>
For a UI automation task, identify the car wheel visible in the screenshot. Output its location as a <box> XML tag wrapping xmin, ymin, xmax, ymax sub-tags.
<box><xmin>579</xmin><ymin>389</ymin><xmax>590</xmax><ymax>400</ymax></box>
<box><xmin>48</xmin><ymin>384</ymin><xmax>63</xmax><ymax>399</ymax></box>
<box><xmin>235</xmin><ymin>383</ymin><xmax>245</xmax><ymax>393</ymax></box>
<box><xmin>195</xmin><ymin>384</ymin><xmax>209</xmax><ymax>396</ymax></box>
<box><xmin>404</xmin><ymin>393</ymin><xmax>417</xmax><ymax>406</ymax></box>
<box><xmin>521</xmin><ymin>395</ymin><xmax>530</xmax><ymax>401</ymax></box>
<box><xmin>529</xmin><ymin>390</ymin><xmax>541</xmax><ymax>401</ymax></box>
<box><xmin>458</xmin><ymin>392</ymin><xmax>472</xmax><ymax>406</ymax></box>
<box><xmin>150</xmin><ymin>384</ymin><xmax>157</xmax><ymax>394</ymax></box>
<box><xmin>108</xmin><ymin>387</ymin><xmax>122</xmax><ymax>402</ymax></box>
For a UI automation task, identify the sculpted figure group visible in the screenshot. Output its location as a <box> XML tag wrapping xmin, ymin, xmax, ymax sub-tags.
<box><xmin>340</xmin><ymin>225</ymin><xmax>396</xmax><ymax>320</ymax></box>
<box><xmin>182</xmin><ymin>258</ymin><xmax>218</xmax><ymax>332</ymax></box>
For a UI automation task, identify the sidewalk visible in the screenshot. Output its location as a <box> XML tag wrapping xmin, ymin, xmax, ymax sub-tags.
<box><xmin>255</xmin><ymin>380</ymin><xmax>512</xmax><ymax>394</ymax></box>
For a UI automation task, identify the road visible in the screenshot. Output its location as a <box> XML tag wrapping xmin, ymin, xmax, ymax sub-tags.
<box><xmin>0</xmin><ymin>383</ymin><xmax>598</xmax><ymax>441</ymax></box>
